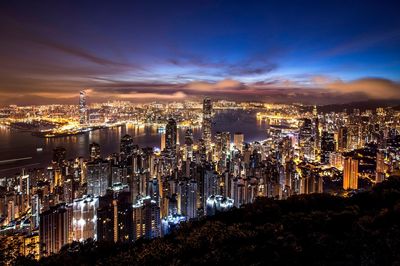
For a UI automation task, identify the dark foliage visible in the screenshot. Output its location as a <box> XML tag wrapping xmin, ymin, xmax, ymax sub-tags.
<box><xmin>17</xmin><ymin>176</ymin><xmax>400</xmax><ymax>266</ymax></box>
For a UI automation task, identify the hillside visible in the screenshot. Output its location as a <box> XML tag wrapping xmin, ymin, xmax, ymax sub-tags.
<box><xmin>16</xmin><ymin>176</ymin><xmax>400</xmax><ymax>266</ymax></box>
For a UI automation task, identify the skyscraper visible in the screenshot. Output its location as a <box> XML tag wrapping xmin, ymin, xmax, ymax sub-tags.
<box><xmin>72</xmin><ymin>195</ymin><xmax>99</xmax><ymax>242</ymax></box>
<box><xmin>39</xmin><ymin>204</ymin><xmax>72</xmax><ymax>256</ymax></box>
<box><xmin>184</xmin><ymin>128</ymin><xmax>194</xmax><ymax>161</ymax></box>
<box><xmin>86</xmin><ymin>160</ymin><xmax>110</xmax><ymax>196</ymax></box>
<box><xmin>320</xmin><ymin>131</ymin><xmax>335</xmax><ymax>164</ymax></box>
<box><xmin>165</xmin><ymin>118</ymin><xmax>177</xmax><ymax>158</ymax></box>
<box><xmin>202</xmin><ymin>97</ymin><xmax>212</xmax><ymax>149</ymax></box>
<box><xmin>132</xmin><ymin>197</ymin><xmax>161</xmax><ymax>240</ymax></box>
<box><xmin>79</xmin><ymin>90</ymin><xmax>87</xmax><ymax>125</ymax></box>
<box><xmin>338</xmin><ymin>127</ymin><xmax>348</xmax><ymax>152</ymax></box>
<box><xmin>343</xmin><ymin>157</ymin><xmax>358</xmax><ymax>190</ymax></box>
<box><xmin>96</xmin><ymin>191</ymin><xmax>133</xmax><ymax>243</ymax></box>
<box><xmin>376</xmin><ymin>151</ymin><xmax>385</xmax><ymax>183</ymax></box>
<box><xmin>233</xmin><ymin>132</ymin><xmax>244</xmax><ymax>152</ymax></box>
<box><xmin>160</xmin><ymin>132</ymin><xmax>166</xmax><ymax>151</ymax></box>
<box><xmin>299</xmin><ymin>119</ymin><xmax>314</xmax><ymax>160</ymax></box>
<box><xmin>120</xmin><ymin>134</ymin><xmax>135</xmax><ymax>158</ymax></box>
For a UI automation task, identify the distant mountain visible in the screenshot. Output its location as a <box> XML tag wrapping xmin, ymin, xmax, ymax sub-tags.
<box><xmin>318</xmin><ymin>99</ymin><xmax>400</xmax><ymax>113</ymax></box>
<box><xmin>12</xmin><ymin>176</ymin><xmax>400</xmax><ymax>266</ymax></box>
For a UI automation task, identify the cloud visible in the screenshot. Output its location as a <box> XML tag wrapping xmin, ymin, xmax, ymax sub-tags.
<box><xmin>184</xmin><ymin>79</ymin><xmax>245</xmax><ymax>92</ymax></box>
<box><xmin>166</xmin><ymin>49</ymin><xmax>278</xmax><ymax>77</ymax></box>
<box><xmin>324</xmin><ymin>78</ymin><xmax>400</xmax><ymax>99</ymax></box>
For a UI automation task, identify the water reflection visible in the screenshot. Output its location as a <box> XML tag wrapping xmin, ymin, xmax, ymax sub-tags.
<box><xmin>0</xmin><ymin>110</ymin><xmax>267</xmax><ymax>176</ymax></box>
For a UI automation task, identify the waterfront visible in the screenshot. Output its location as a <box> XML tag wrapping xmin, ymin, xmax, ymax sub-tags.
<box><xmin>0</xmin><ymin>110</ymin><xmax>267</xmax><ymax>177</ymax></box>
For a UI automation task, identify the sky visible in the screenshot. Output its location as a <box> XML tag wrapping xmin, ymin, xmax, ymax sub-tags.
<box><xmin>0</xmin><ymin>0</ymin><xmax>400</xmax><ymax>105</ymax></box>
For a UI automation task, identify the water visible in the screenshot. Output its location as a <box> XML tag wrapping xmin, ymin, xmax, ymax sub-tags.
<box><xmin>0</xmin><ymin>110</ymin><xmax>267</xmax><ymax>177</ymax></box>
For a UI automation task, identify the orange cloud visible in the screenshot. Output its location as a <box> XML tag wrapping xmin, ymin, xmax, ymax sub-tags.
<box><xmin>324</xmin><ymin>78</ymin><xmax>400</xmax><ymax>99</ymax></box>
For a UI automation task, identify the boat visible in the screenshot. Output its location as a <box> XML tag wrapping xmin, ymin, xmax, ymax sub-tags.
<box><xmin>36</xmin><ymin>147</ymin><xmax>43</xmax><ymax>152</ymax></box>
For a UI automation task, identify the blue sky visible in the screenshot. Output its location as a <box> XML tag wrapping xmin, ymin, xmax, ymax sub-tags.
<box><xmin>0</xmin><ymin>0</ymin><xmax>399</xmax><ymax>104</ymax></box>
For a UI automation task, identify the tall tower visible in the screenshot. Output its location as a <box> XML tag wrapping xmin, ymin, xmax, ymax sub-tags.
<box><xmin>120</xmin><ymin>135</ymin><xmax>134</xmax><ymax>158</ymax></box>
<box><xmin>320</xmin><ymin>131</ymin><xmax>335</xmax><ymax>164</ymax></box>
<box><xmin>132</xmin><ymin>197</ymin><xmax>161</xmax><ymax>240</ymax></box>
<box><xmin>376</xmin><ymin>151</ymin><xmax>385</xmax><ymax>183</ymax></box>
<box><xmin>79</xmin><ymin>90</ymin><xmax>87</xmax><ymax>125</ymax></box>
<box><xmin>184</xmin><ymin>128</ymin><xmax>194</xmax><ymax>160</ymax></box>
<box><xmin>233</xmin><ymin>132</ymin><xmax>244</xmax><ymax>153</ymax></box>
<box><xmin>343</xmin><ymin>157</ymin><xmax>358</xmax><ymax>190</ymax></box>
<box><xmin>202</xmin><ymin>97</ymin><xmax>212</xmax><ymax>149</ymax></box>
<box><xmin>39</xmin><ymin>204</ymin><xmax>72</xmax><ymax>257</ymax></box>
<box><xmin>166</xmin><ymin>118</ymin><xmax>177</xmax><ymax>158</ymax></box>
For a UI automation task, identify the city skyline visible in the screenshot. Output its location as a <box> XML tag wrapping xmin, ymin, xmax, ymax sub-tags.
<box><xmin>1</xmin><ymin>0</ymin><xmax>400</xmax><ymax>105</ymax></box>
<box><xmin>1</xmin><ymin>1</ymin><xmax>400</xmax><ymax>264</ymax></box>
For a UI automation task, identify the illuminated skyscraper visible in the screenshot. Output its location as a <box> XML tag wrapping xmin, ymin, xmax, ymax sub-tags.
<box><xmin>96</xmin><ymin>191</ymin><xmax>133</xmax><ymax>243</ymax></box>
<box><xmin>376</xmin><ymin>151</ymin><xmax>385</xmax><ymax>183</ymax></box>
<box><xmin>132</xmin><ymin>197</ymin><xmax>161</xmax><ymax>240</ymax></box>
<box><xmin>165</xmin><ymin>118</ymin><xmax>177</xmax><ymax>158</ymax></box>
<box><xmin>299</xmin><ymin>119</ymin><xmax>314</xmax><ymax>160</ymax></box>
<box><xmin>184</xmin><ymin>128</ymin><xmax>194</xmax><ymax>161</ymax></box>
<box><xmin>160</xmin><ymin>132</ymin><xmax>166</xmax><ymax>151</ymax></box>
<box><xmin>86</xmin><ymin>160</ymin><xmax>110</xmax><ymax>196</ymax></box>
<box><xmin>72</xmin><ymin>195</ymin><xmax>99</xmax><ymax>242</ymax></box>
<box><xmin>320</xmin><ymin>131</ymin><xmax>335</xmax><ymax>164</ymax></box>
<box><xmin>186</xmin><ymin>180</ymin><xmax>198</xmax><ymax>219</ymax></box>
<box><xmin>120</xmin><ymin>135</ymin><xmax>134</xmax><ymax>157</ymax></box>
<box><xmin>338</xmin><ymin>127</ymin><xmax>348</xmax><ymax>152</ymax></box>
<box><xmin>343</xmin><ymin>157</ymin><xmax>358</xmax><ymax>190</ymax></box>
<box><xmin>202</xmin><ymin>97</ymin><xmax>212</xmax><ymax>149</ymax></box>
<box><xmin>233</xmin><ymin>132</ymin><xmax>244</xmax><ymax>152</ymax></box>
<box><xmin>39</xmin><ymin>204</ymin><xmax>72</xmax><ymax>256</ymax></box>
<box><xmin>215</xmin><ymin>131</ymin><xmax>230</xmax><ymax>171</ymax></box>
<box><xmin>79</xmin><ymin>90</ymin><xmax>87</xmax><ymax>125</ymax></box>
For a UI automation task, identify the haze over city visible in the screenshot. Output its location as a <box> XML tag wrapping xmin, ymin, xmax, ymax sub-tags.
<box><xmin>1</xmin><ymin>0</ymin><xmax>400</xmax><ymax>105</ymax></box>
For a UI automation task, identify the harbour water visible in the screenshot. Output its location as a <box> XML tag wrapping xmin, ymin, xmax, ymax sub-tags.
<box><xmin>0</xmin><ymin>110</ymin><xmax>268</xmax><ymax>177</ymax></box>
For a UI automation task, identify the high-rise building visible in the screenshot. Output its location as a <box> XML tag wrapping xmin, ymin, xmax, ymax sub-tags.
<box><xmin>299</xmin><ymin>119</ymin><xmax>314</xmax><ymax>160</ymax></box>
<box><xmin>132</xmin><ymin>197</ymin><xmax>161</xmax><ymax>240</ymax></box>
<box><xmin>202</xmin><ymin>97</ymin><xmax>212</xmax><ymax>149</ymax></box>
<box><xmin>120</xmin><ymin>135</ymin><xmax>134</xmax><ymax>157</ymax></box>
<box><xmin>343</xmin><ymin>157</ymin><xmax>359</xmax><ymax>190</ymax></box>
<box><xmin>89</xmin><ymin>142</ymin><xmax>101</xmax><ymax>161</ymax></box>
<box><xmin>347</xmin><ymin>124</ymin><xmax>360</xmax><ymax>150</ymax></box>
<box><xmin>160</xmin><ymin>132</ymin><xmax>166</xmax><ymax>151</ymax></box>
<box><xmin>39</xmin><ymin>204</ymin><xmax>72</xmax><ymax>257</ymax></box>
<box><xmin>186</xmin><ymin>180</ymin><xmax>198</xmax><ymax>219</ymax></box>
<box><xmin>215</xmin><ymin>131</ymin><xmax>230</xmax><ymax>171</ymax></box>
<box><xmin>320</xmin><ymin>131</ymin><xmax>335</xmax><ymax>164</ymax></box>
<box><xmin>86</xmin><ymin>160</ymin><xmax>110</xmax><ymax>196</ymax></box>
<box><xmin>79</xmin><ymin>90</ymin><xmax>87</xmax><ymax>125</ymax></box>
<box><xmin>376</xmin><ymin>151</ymin><xmax>385</xmax><ymax>183</ymax></box>
<box><xmin>165</xmin><ymin>118</ymin><xmax>177</xmax><ymax>158</ymax></box>
<box><xmin>338</xmin><ymin>127</ymin><xmax>348</xmax><ymax>152</ymax></box>
<box><xmin>184</xmin><ymin>128</ymin><xmax>194</xmax><ymax>161</ymax></box>
<box><xmin>233</xmin><ymin>132</ymin><xmax>244</xmax><ymax>152</ymax></box>
<box><xmin>96</xmin><ymin>191</ymin><xmax>133</xmax><ymax>243</ymax></box>
<box><xmin>72</xmin><ymin>195</ymin><xmax>99</xmax><ymax>242</ymax></box>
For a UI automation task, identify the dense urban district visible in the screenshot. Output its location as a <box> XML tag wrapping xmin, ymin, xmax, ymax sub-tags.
<box><xmin>0</xmin><ymin>91</ymin><xmax>399</xmax><ymax>264</ymax></box>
